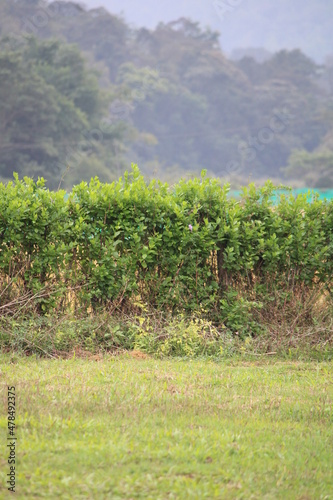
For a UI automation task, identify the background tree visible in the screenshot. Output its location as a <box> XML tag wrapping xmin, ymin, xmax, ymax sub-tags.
<box><xmin>0</xmin><ymin>1</ymin><xmax>333</xmax><ymax>188</ymax></box>
<box><xmin>0</xmin><ymin>36</ymin><xmax>130</xmax><ymax>189</ymax></box>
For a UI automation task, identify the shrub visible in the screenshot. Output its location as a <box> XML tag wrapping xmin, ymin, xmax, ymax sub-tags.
<box><xmin>1</xmin><ymin>166</ymin><xmax>332</xmax><ymax>337</ymax></box>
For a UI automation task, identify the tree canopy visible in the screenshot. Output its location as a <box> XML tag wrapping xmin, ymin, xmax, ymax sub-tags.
<box><xmin>0</xmin><ymin>1</ymin><xmax>332</xmax><ymax>188</ymax></box>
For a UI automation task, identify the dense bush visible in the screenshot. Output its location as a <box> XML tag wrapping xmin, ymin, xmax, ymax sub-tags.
<box><xmin>1</xmin><ymin>166</ymin><xmax>332</xmax><ymax>336</ymax></box>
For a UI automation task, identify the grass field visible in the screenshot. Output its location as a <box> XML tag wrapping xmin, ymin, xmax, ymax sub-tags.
<box><xmin>1</xmin><ymin>354</ymin><xmax>332</xmax><ymax>499</ymax></box>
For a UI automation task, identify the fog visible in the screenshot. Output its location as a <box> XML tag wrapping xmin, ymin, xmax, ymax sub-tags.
<box><xmin>1</xmin><ymin>0</ymin><xmax>332</xmax><ymax>188</ymax></box>
<box><xmin>82</xmin><ymin>0</ymin><xmax>333</xmax><ymax>62</ymax></box>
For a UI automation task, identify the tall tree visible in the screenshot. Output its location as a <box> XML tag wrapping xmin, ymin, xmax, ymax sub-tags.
<box><xmin>0</xmin><ymin>36</ymin><xmax>128</xmax><ymax>188</ymax></box>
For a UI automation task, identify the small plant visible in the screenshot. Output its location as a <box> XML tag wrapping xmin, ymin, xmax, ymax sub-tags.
<box><xmin>133</xmin><ymin>315</ymin><xmax>232</xmax><ymax>357</ymax></box>
<box><xmin>219</xmin><ymin>290</ymin><xmax>264</xmax><ymax>338</ymax></box>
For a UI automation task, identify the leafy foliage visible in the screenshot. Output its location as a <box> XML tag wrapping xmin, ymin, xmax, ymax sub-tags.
<box><xmin>0</xmin><ymin>36</ymin><xmax>127</xmax><ymax>189</ymax></box>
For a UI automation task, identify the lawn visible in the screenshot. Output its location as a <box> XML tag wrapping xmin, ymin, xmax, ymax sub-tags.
<box><xmin>0</xmin><ymin>354</ymin><xmax>332</xmax><ymax>499</ymax></box>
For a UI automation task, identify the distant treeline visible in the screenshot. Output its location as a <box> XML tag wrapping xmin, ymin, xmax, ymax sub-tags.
<box><xmin>0</xmin><ymin>0</ymin><xmax>332</xmax><ymax>188</ymax></box>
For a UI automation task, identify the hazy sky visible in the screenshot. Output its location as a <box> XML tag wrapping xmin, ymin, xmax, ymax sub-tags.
<box><xmin>81</xmin><ymin>0</ymin><xmax>220</xmax><ymax>38</ymax></box>
<box><xmin>80</xmin><ymin>0</ymin><xmax>333</xmax><ymax>62</ymax></box>
<box><xmin>81</xmin><ymin>0</ymin><xmax>213</xmax><ymax>28</ymax></box>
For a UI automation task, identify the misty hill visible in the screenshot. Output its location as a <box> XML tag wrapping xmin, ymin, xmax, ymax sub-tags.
<box><xmin>82</xmin><ymin>0</ymin><xmax>333</xmax><ymax>63</ymax></box>
<box><xmin>0</xmin><ymin>1</ymin><xmax>332</xmax><ymax>189</ymax></box>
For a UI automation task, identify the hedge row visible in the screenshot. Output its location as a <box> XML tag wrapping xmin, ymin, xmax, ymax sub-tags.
<box><xmin>1</xmin><ymin>167</ymin><xmax>333</xmax><ymax>326</ymax></box>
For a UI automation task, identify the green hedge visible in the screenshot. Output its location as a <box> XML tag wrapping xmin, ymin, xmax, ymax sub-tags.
<box><xmin>1</xmin><ymin>167</ymin><xmax>332</xmax><ymax>328</ymax></box>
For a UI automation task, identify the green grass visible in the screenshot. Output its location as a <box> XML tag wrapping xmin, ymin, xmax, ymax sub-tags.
<box><xmin>0</xmin><ymin>355</ymin><xmax>332</xmax><ymax>499</ymax></box>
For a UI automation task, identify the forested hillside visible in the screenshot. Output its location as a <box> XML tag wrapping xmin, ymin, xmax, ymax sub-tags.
<box><xmin>0</xmin><ymin>0</ymin><xmax>332</xmax><ymax>189</ymax></box>
<box><xmin>83</xmin><ymin>0</ymin><xmax>333</xmax><ymax>63</ymax></box>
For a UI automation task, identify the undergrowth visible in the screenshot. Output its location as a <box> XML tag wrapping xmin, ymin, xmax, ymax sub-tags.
<box><xmin>1</xmin><ymin>297</ymin><xmax>332</xmax><ymax>360</ymax></box>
